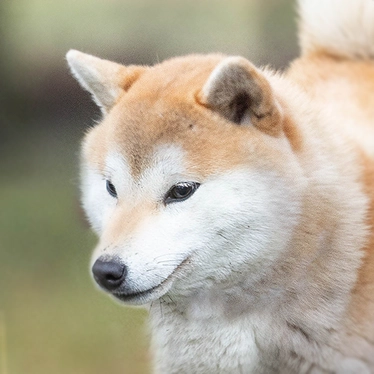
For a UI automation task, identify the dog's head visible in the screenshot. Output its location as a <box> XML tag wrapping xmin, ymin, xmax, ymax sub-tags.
<box><xmin>67</xmin><ymin>51</ymin><xmax>304</xmax><ymax>305</ymax></box>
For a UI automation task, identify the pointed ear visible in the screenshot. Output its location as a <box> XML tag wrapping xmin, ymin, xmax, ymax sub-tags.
<box><xmin>198</xmin><ymin>57</ymin><xmax>282</xmax><ymax>135</ymax></box>
<box><xmin>66</xmin><ymin>50</ymin><xmax>145</xmax><ymax>114</ymax></box>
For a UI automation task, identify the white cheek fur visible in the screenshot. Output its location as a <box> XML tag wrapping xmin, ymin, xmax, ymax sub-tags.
<box><xmin>81</xmin><ymin>143</ymin><xmax>303</xmax><ymax>299</ymax></box>
<box><xmin>108</xmin><ymin>167</ymin><xmax>301</xmax><ymax>295</ymax></box>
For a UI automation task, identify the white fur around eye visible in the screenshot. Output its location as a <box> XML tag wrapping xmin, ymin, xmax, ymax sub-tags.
<box><xmin>81</xmin><ymin>165</ymin><xmax>117</xmax><ymax>234</ymax></box>
<box><xmin>80</xmin><ymin>151</ymin><xmax>133</xmax><ymax>234</ymax></box>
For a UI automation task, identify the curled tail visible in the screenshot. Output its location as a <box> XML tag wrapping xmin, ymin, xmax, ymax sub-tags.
<box><xmin>298</xmin><ymin>0</ymin><xmax>374</xmax><ymax>60</ymax></box>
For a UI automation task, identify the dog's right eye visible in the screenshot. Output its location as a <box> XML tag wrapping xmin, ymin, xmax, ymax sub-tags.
<box><xmin>106</xmin><ymin>180</ymin><xmax>117</xmax><ymax>198</ymax></box>
<box><xmin>165</xmin><ymin>182</ymin><xmax>200</xmax><ymax>204</ymax></box>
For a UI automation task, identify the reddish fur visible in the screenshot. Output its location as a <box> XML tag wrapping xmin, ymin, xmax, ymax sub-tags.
<box><xmin>84</xmin><ymin>55</ymin><xmax>301</xmax><ymax>181</ymax></box>
<box><xmin>73</xmin><ymin>29</ymin><xmax>374</xmax><ymax>369</ymax></box>
<box><xmin>288</xmin><ymin>53</ymin><xmax>374</xmax><ymax>347</ymax></box>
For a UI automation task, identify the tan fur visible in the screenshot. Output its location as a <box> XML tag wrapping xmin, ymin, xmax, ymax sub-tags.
<box><xmin>68</xmin><ymin>3</ymin><xmax>374</xmax><ymax>371</ymax></box>
<box><xmin>285</xmin><ymin>53</ymin><xmax>374</xmax><ymax>366</ymax></box>
<box><xmin>83</xmin><ymin>55</ymin><xmax>303</xmax><ymax>182</ymax></box>
<box><xmin>101</xmin><ymin>201</ymin><xmax>157</xmax><ymax>246</ymax></box>
<box><xmin>78</xmin><ymin>51</ymin><xmax>374</xmax><ymax>367</ymax></box>
<box><xmin>345</xmin><ymin>152</ymin><xmax>374</xmax><ymax>348</ymax></box>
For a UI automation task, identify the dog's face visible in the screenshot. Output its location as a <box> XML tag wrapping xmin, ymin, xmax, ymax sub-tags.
<box><xmin>68</xmin><ymin>51</ymin><xmax>304</xmax><ymax>305</ymax></box>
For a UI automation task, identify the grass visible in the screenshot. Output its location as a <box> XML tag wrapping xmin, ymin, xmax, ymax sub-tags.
<box><xmin>0</xmin><ymin>130</ymin><xmax>149</xmax><ymax>374</ymax></box>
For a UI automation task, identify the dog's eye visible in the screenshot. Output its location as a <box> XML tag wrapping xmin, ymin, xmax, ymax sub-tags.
<box><xmin>165</xmin><ymin>182</ymin><xmax>200</xmax><ymax>204</ymax></box>
<box><xmin>106</xmin><ymin>180</ymin><xmax>117</xmax><ymax>198</ymax></box>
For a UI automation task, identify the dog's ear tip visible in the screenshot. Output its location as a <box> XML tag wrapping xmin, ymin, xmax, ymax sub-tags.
<box><xmin>66</xmin><ymin>49</ymin><xmax>86</xmax><ymax>67</ymax></box>
<box><xmin>66</xmin><ymin>50</ymin><xmax>145</xmax><ymax>114</ymax></box>
<box><xmin>66</xmin><ymin>49</ymin><xmax>79</xmax><ymax>59</ymax></box>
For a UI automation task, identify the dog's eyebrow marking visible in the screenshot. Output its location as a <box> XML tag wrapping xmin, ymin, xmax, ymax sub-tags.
<box><xmin>137</xmin><ymin>144</ymin><xmax>188</xmax><ymax>188</ymax></box>
<box><xmin>104</xmin><ymin>151</ymin><xmax>133</xmax><ymax>194</ymax></box>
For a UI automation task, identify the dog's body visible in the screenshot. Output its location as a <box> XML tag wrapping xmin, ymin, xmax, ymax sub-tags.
<box><xmin>67</xmin><ymin>0</ymin><xmax>374</xmax><ymax>372</ymax></box>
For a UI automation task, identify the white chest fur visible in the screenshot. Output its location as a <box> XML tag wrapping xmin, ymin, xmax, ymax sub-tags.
<box><xmin>147</xmin><ymin>286</ymin><xmax>368</xmax><ymax>374</ymax></box>
<box><xmin>150</xmin><ymin>299</ymin><xmax>260</xmax><ymax>374</ymax></box>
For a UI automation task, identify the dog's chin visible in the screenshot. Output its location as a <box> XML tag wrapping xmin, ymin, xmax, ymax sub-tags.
<box><xmin>112</xmin><ymin>278</ymin><xmax>174</xmax><ymax>305</ymax></box>
<box><xmin>110</xmin><ymin>256</ymin><xmax>191</xmax><ymax>305</ymax></box>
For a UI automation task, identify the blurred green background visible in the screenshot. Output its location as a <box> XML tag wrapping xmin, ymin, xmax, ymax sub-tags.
<box><xmin>0</xmin><ymin>0</ymin><xmax>297</xmax><ymax>373</ymax></box>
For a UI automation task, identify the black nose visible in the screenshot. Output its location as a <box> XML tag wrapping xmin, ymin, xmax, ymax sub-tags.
<box><xmin>92</xmin><ymin>259</ymin><xmax>127</xmax><ymax>291</ymax></box>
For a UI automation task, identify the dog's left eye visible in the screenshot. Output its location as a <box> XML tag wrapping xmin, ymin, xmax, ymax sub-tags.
<box><xmin>106</xmin><ymin>180</ymin><xmax>117</xmax><ymax>198</ymax></box>
<box><xmin>165</xmin><ymin>182</ymin><xmax>200</xmax><ymax>204</ymax></box>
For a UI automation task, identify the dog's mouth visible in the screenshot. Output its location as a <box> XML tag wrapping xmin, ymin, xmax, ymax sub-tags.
<box><xmin>112</xmin><ymin>256</ymin><xmax>190</xmax><ymax>305</ymax></box>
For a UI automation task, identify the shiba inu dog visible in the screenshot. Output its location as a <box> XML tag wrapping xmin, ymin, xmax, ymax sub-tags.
<box><xmin>66</xmin><ymin>0</ymin><xmax>374</xmax><ymax>372</ymax></box>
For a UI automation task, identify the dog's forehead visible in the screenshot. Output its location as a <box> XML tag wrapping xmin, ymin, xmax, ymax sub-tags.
<box><xmin>108</xmin><ymin>98</ymin><xmax>199</xmax><ymax>175</ymax></box>
<box><xmin>106</xmin><ymin>97</ymin><xmax>257</xmax><ymax>180</ymax></box>
<box><xmin>84</xmin><ymin>100</ymin><xmax>267</xmax><ymax>182</ymax></box>
<box><xmin>82</xmin><ymin>55</ymin><xmax>275</xmax><ymax>179</ymax></box>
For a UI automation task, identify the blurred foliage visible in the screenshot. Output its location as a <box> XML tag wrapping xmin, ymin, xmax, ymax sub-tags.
<box><xmin>0</xmin><ymin>0</ymin><xmax>296</xmax><ymax>373</ymax></box>
<box><xmin>1</xmin><ymin>0</ymin><xmax>297</xmax><ymax>139</ymax></box>
<box><xmin>0</xmin><ymin>130</ymin><xmax>149</xmax><ymax>374</ymax></box>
